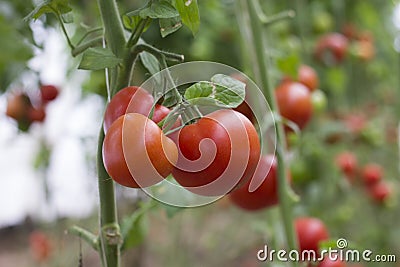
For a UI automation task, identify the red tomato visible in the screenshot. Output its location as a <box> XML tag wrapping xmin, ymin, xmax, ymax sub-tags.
<box><xmin>172</xmin><ymin>109</ymin><xmax>260</xmax><ymax>196</ymax></box>
<box><xmin>103</xmin><ymin>113</ymin><xmax>178</xmax><ymax>188</ymax></box>
<box><xmin>361</xmin><ymin>163</ymin><xmax>383</xmax><ymax>186</ymax></box>
<box><xmin>5</xmin><ymin>92</ymin><xmax>32</xmax><ymax>121</ymax></box>
<box><xmin>368</xmin><ymin>181</ymin><xmax>391</xmax><ymax>203</ymax></box>
<box><xmin>341</xmin><ymin>23</ymin><xmax>358</xmax><ymax>40</ymax></box>
<box><xmin>295</xmin><ymin>217</ymin><xmax>329</xmax><ymax>254</ymax></box>
<box><xmin>28</xmin><ymin>106</ymin><xmax>46</xmax><ymax>123</ymax></box>
<box><xmin>229</xmin><ymin>155</ymin><xmax>288</xmax><ymax>211</ymax></box>
<box><xmin>103</xmin><ymin>86</ymin><xmax>154</xmax><ymax>133</ymax></box>
<box><xmin>298</xmin><ymin>65</ymin><xmax>319</xmax><ymax>92</ymax></box>
<box><xmin>316</xmin><ymin>256</ymin><xmax>345</xmax><ymax>267</ymax></box>
<box><xmin>29</xmin><ymin>231</ymin><xmax>52</xmax><ymax>263</ymax></box>
<box><xmin>335</xmin><ymin>151</ymin><xmax>358</xmax><ymax>179</ymax></box>
<box><xmin>276</xmin><ymin>81</ymin><xmax>313</xmax><ymax>130</ymax></box>
<box><xmin>314</xmin><ymin>33</ymin><xmax>349</xmax><ymax>65</ymax></box>
<box><xmin>40</xmin><ymin>85</ymin><xmax>59</xmax><ymax>103</ymax></box>
<box><xmin>343</xmin><ymin>114</ymin><xmax>366</xmax><ymax>134</ymax></box>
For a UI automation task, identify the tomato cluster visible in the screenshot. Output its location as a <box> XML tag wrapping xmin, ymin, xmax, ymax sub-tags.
<box><xmin>5</xmin><ymin>84</ymin><xmax>59</xmax><ymax>131</ymax></box>
<box><xmin>335</xmin><ymin>151</ymin><xmax>391</xmax><ymax>204</ymax></box>
<box><xmin>102</xmin><ymin>85</ymin><xmax>261</xmax><ymax>196</ymax></box>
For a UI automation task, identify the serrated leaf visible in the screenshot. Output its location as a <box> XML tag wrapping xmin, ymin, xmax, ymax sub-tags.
<box><xmin>24</xmin><ymin>0</ymin><xmax>72</xmax><ymax>21</ymax></box>
<box><xmin>174</xmin><ymin>0</ymin><xmax>200</xmax><ymax>35</ymax></box>
<box><xmin>159</xmin><ymin>16</ymin><xmax>182</xmax><ymax>37</ymax></box>
<box><xmin>78</xmin><ymin>47</ymin><xmax>122</xmax><ymax>70</ymax></box>
<box><xmin>184</xmin><ymin>74</ymin><xmax>246</xmax><ymax>108</ymax></box>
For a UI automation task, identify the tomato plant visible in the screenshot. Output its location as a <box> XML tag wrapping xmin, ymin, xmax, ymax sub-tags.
<box><xmin>103</xmin><ymin>113</ymin><xmax>178</xmax><ymax>188</ymax></box>
<box><xmin>276</xmin><ymin>81</ymin><xmax>313</xmax><ymax>130</ymax></box>
<box><xmin>172</xmin><ymin>109</ymin><xmax>260</xmax><ymax>196</ymax></box>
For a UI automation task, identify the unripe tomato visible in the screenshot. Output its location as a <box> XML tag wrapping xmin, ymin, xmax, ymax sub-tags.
<box><xmin>298</xmin><ymin>65</ymin><xmax>319</xmax><ymax>92</ymax></box>
<box><xmin>352</xmin><ymin>40</ymin><xmax>375</xmax><ymax>61</ymax></box>
<box><xmin>28</xmin><ymin>106</ymin><xmax>46</xmax><ymax>123</ymax></box>
<box><xmin>314</xmin><ymin>33</ymin><xmax>349</xmax><ymax>65</ymax></box>
<box><xmin>40</xmin><ymin>85</ymin><xmax>59</xmax><ymax>103</ymax></box>
<box><xmin>229</xmin><ymin>155</ymin><xmax>290</xmax><ymax>211</ymax></box>
<box><xmin>29</xmin><ymin>231</ymin><xmax>52</xmax><ymax>263</ymax></box>
<box><xmin>368</xmin><ymin>181</ymin><xmax>391</xmax><ymax>203</ymax></box>
<box><xmin>361</xmin><ymin>163</ymin><xmax>383</xmax><ymax>186</ymax></box>
<box><xmin>295</xmin><ymin>217</ymin><xmax>329</xmax><ymax>254</ymax></box>
<box><xmin>103</xmin><ymin>113</ymin><xmax>178</xmax><ymax>188</ymax></box>
<box><xmin>276</xmin><ymin>81</ymin><xmax>313</xmax><ymax>130</ymax></box>
<box><xmin>335</xmin><ymin>151</ymin><xmax>358</xmax><ymax>179</ymax></box>
<box><xmin>103</xmin><ymin>86</ymin><xmax>154</xmax><ymax>133</ymax></box>
<box><xmin>311</xmin><ymin>90</ymin><xmax>327</xmax><ymax>114</ymax></box>
<box><xmin>172</xmin><ymin>109</ymin><xmax>260</xmax><ymax>196</ymax></box>
<box><xmin>6</xmin><ymin>93</ymin><xmax>32</xmax><ymax>121</ymax></box>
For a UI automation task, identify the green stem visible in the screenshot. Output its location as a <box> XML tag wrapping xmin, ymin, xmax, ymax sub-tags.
<box><xmin>69</xmin><ymin>226</ymin><xmax>100</xmax><ymax>251</ymax></box>
<box><xmin>243</xmin><ymin>0</ymin><xmax>299</xmax><ymax>265</ymax></box>
<box><xmin>294</xmin><ymin>0</ymin><xmax>308</xmax><ymax>62</ymax></box>
<box><xmin>72</xmin><ymin>37</ymin><xmax>104</xmax><ymax>57</ymax></box>
<box><xmin>52</xmin><ymin>10</ymin><xmax>74</xmax><ymax>50</ymax></box>
<box><xmin>76</xmin><ymin>27</ymin><xmax>103</xmax><ymax>46</ymax></box>
<box><xmin>263</xmin><ymin>10</ymin><xmax>295</xmax><ymax>27</ymax></box>
<box><xmin>127</xmin><ymin>18</ymin><xmax>152</xmax><ymax>48</ymax></box>
<box><xmin>97</xmin><ymin>128</ymin><xmax>121</xmax><ymax>267</ymax></box>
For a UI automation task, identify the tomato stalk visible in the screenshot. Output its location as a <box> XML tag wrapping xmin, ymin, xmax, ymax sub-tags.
<box><xmin>238</xmin><ymin>0</ymin><xmax>299</xmax><ymax>265</ymax></box>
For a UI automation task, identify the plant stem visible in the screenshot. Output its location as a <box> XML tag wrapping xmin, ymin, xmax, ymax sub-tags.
<box><xmin>72</xmin><ymin>37</ymin><xmax>104</xmax><ymax>57</ymax></box>
<box><xmin>242</xmin><ymin>0</ymin><xmax>299</xmax><ymax>265</ymax></box>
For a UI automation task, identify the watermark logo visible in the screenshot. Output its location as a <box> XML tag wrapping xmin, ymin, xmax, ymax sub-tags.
<box><xmin>257</xmin><ymin>238</ymin><xmax>397</xmax><ymax>263</ymax></box>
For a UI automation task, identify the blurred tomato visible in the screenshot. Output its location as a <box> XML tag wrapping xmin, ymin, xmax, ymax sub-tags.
<box><xmin>314</xmin><ymin>33</ymin><xmax>349</xmax><ymax>65</ymax></box>
<box><xmin>368</xmin><ymin>181</ymin><xmax>391</xmax><ymax>203</ymax></box>
<box><xmin>335</xmin><ymin>151</ymin><xmax>358</xmax><ymax>179</ymax></box>
<box><xmin>295</xmin><ymin>217</ymin><xmax>329</xmax><ymax>254</ymax></box>
<box><xmin>298</xmin><ymin>65</ymin><xmax>319</xmax><ymax>92</ymax></box>
<box><xmin>361</xmin><ymin>163</ymin><xmax>383</xmax><ymax>186</ymax></box>
<box><xmin>40</xmin><ymin>85</ymin><xmax>59</xmax><ymax>103</ymax></box>
<box><xmin>29</xmin><ymin>231</ymin><xmax>52</xmax><ymax>263</ymax></box>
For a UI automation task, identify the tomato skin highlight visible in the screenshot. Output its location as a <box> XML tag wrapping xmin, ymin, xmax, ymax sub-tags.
<box><xmin>103</xmin><ymin>86</ymin><xmax>154</xmax><ymax>133</ymax></box>
<box><xmin>276</xmin><ymin>81</ymin><xmax>313</xmax><ymax>130</ymax></box>
<box><xmin>229</xmin><ymin>155</ymin><xmax>282</xmax><ymax>211</ymax></box>
<box><xmin>102</xmin><ymin>113</ymin><xmax>178</xmax><ymax>188</ymax></box>
<box><xmin>172</xmin><ymin>109</ymin><xmax>260</xmax><ymax>196</ymax></box>
<box><xmin>295</xmin><ymin>217</ymin><xmax>329</xmax><ymax>255</ymax></box>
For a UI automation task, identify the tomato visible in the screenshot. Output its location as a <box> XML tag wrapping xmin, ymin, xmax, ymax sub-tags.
<box><xmin>368</xmin><ymin>181</ymin><xmax>391</xmax><ymax>203</ymax></box>
<box><xmin>29</xmin><ymin>231</ymin><xmax>52</xmax><ymax>262</ymax></box>
<box><xmin>276</xmin><ymin>81</ymin><xmax>313</xmax><ymax>130</ymax></box>
<box><xmin>40</xmin><ymin>85</ymin><xmax>59</xmax><ymax>103</ymax></box>
<box><xmin>341</xmin><ymin>23</ymin><xmax>358</xmax><ymax>40</ymax></box>
<box><xmin>5</xmin><ymin>92</ymin><xmax>32</xmax><ymax>121</ymax></box>
<box><xmin>361</xmin><ymin>163</ymin><xmax>383</xmax><ymax>186</ymax></box>
<box><xmin>298</xmin><ymin>65</ymin><xmax>319</xmax><ymax>92</ymax></box>
<box><xmin>335</xmin><ymin>151</ymin><xmax>358</xmax><ymax>179</ymax></box>
<box><xmin>314</xmin><ymin>33</ymin><xmax>349</xmax><ymax>65</ymax></box>
<box><xmin>103</xmin><ymin>86</ymin><xmax>154</xmax><ymax>133</ymax></box>
<box><xmin>352</xmin><ymin>40</ymin><xmax>375</xmax><ymax>61</ymax></box>
<box><xmin>103</xmin><ymin>113</ymin><xmax>178</xmax><ymax>188</ymax></box>
<box><xmin>316</xmin><ymin>257</ymin><xmax>345</xmax><ymax>267</ymax></box>
<box><xmin>295</xmin><ymin>217</ymin><xmax>329</xmax><ymax>254</ymax></box>
<box><xmin>229</xmin><ymin>155</ymin><xmax>279</xmax><ymax>211</ymax></box>
<box><xmin>172</xmin><ymin>109</ymin><xmax>260</xmax><ymax>196</ymax></box>
<box><xmin>28</xmin><ymin>106</ymin><xmax>46</xmax><ymax>123</ymax></box>
<box><xmin>343</xmin><ymin>114</ymin><xmax>366</xmax><ymax>134</ymax></box>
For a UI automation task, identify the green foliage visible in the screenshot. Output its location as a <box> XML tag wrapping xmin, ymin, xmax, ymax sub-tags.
<box><xmin>24</xmin><ymin>0</ymin><xmax>72</xmax><ymax>21</ymax></box>
<box><xmin>173</xmin><ymin>0</ymin><xmax>200</xmax><ymax>35</ymax></box>
<box><xmin>78</xmin><ymin>48</ymin><xmax>122</xmax><ymax>70</ymax></box>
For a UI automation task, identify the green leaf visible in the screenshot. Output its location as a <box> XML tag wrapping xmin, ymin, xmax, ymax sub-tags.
<box><xmin>184</xmin><ymin>74</ymin><xmax>246</xmax><ymax>108</ymax></box>
<box><xmin>139</xmin><ymin>51</ymin><xmax>160</xmax><ymax>76</ymax></box>
<box><xmin>159</xmin><ymin>16</ymin><xmax>182</xmax><ymax>37</ymax></box>
<box><xmin>174</xmin><ymin>0</ymin><xmax>200</xmax><ymax>35</ymax></box>
<box><xmin>24</xmin><ymin>0</ymin><xmax>72</xmax><ymax>21</ymax></box>
<box><xmin>78</xmin><ymin>47</ymin><xmax>122</xmax><ymax>70</ymax></box>
<box><xmin>276</xmin><ymin>52</ymin><xmax>300</xmax><ymax>78</ymax></box>
<box><xmin>126</xmin><ymin>0</ymin><xmax>179</xmax><ymax>19</ymax></box>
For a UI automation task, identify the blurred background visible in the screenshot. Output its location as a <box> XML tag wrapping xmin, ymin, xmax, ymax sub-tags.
<box><xmin>0</xmin><ymin>0</ymin><xmax>399</xmax><ymax>266</ymax></box>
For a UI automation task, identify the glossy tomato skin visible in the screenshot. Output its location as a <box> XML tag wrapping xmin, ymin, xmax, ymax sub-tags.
<box><xmin>172</xmin><ymin>109</ymin><xmax>260</xmax><ymax>196</ymax></box>
<box><xmin>103</xmin><ymin>86</ymin><xmax>154</xmax><ymax>133</ymax></box>
<box><xmin>103</xmin><ymin>113</ymin><xmax>178</xmax><ymax>188</ymax></box>
<box><xmin>40</xmin><ymin>85</ymin><xmax>59</xmax><ymax>103</ymax></box>
<box><xmin>229</xmin><ymin>155</ymin><xmax>281</xmax><ymax>211</ymax></box>
<box><xmin>295</xmin><ymin>217</ymin><xmax>329</xmax><ymax>254</ymax></box>
<box><xmin>361</xmin><ymin>163</ymin><xmax>383</xmax><ymax>186</ymax></box>
<box><xmin>298</xmin><ymin>65</ymin><xmax>319</xmax><ymax>92</ymax></box>
<box><xmin>315</xmin><ymin>33</ymin><xmax>349</xmax><ymax>65</ymax></box>
<box><xmin>276</xmin><ymin>81</ymin><xmax>313</xmax><ymax>130</ymax></box>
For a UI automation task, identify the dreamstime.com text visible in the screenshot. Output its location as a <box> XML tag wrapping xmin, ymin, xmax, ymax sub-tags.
<box><xmin>257</xmin><ymin>238</ymin><xmax>397</xmax><ymax>263</ymax></box>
